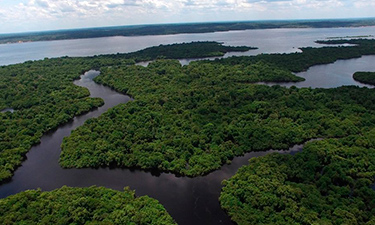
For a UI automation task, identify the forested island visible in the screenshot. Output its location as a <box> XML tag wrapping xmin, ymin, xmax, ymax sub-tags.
<box><xmin>2</xmin><ymin>39</ymin><xmax>375</xmax><ymax>224</ymax></box>
<box><xmin>1</xmin><ymin>18</ymin><xmax>375</xmax><ymax>44</ymax></box>
<box><xmin>124</xmin><ymin>41</ymin><xmax>255</xmax><ymax>60</ymax></box>
<box><xmin>0</xmin><ymin>186</ymin><xmax>176</xmax><ymax>224</ymax></box>
<box><xmin>353</xmin><ymin>71</ymin><xmax>375</xmax><ymax>85</ymax></box>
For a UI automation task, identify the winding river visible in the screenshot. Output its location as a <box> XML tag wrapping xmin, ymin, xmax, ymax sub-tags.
<box><xmin>0</xmin><ymin>70</ymin><xmax>297</xmax><ymax>225</ymax></box>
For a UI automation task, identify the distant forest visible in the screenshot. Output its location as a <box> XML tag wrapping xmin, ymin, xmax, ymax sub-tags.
<box><xmin>1</xmin><ymin>18</ymin><xmax>375</xmax><ymax>44</ymax></box>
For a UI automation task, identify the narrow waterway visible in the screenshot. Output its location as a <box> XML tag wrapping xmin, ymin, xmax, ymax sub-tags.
<box><xmin>1</xmin><ymin>54</ymin><xmax>375</xmax><ymax>225</ymax></box>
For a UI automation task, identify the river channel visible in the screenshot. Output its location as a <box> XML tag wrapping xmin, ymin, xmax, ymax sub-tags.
<box><xmin>1</xmin><ymin>53</ymin><xmax>375</xmax><ymax>224</ymax></box>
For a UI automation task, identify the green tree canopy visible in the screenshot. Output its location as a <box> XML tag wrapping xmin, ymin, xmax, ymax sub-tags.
<box><xmin>0</xmin><ymin>186</ymin><xmax>176</xmax><ymax>225</ymax></box>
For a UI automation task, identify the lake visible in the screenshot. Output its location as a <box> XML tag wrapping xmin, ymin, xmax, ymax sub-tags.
<box><xmin>1</xmin><ymin>26</ymin><xmax>375</xmax><ymax>66</ymax></box>
<box><xmin>1</xmin><ymin>27</ymin><xmax>375</xmax><ymax>225</ymax></box>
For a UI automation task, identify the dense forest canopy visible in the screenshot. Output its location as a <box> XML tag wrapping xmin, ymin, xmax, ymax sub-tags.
<box><xmin>220</xmin><ymin>134</ymin><xmax>375</xmax><ymax>224</ymax></box>
<box><xmin>123</xmin><ymin>41</ymin><xmax>256</xmax><ymax>61</ymax></box>
<box><xmin>1</xmin><ymin>18</ymin><xmax>375</xmax><ymax>44</ymax></box>
<box><xmin>0</xmin><ymin>186</ymin><xmax>176</xmax><ymax>224</ymax></box>
<box><xmin>60</xmin><ymin>60</ymin><xmax>306</xmax><ymax>175</ymax></box>
<box><xmin>353</xmin><ymin>71</ymin><xmax>375</xmax><ymax>85</ymax></box>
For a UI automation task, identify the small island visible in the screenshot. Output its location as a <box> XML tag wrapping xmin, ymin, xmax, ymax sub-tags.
<box><xmin>353</xmin><ymin>71</ymin><xmax>375</xmax><ymax>85</ymax></box>
<box><xmin>118</xmin><ymin>41</ymin><xmax>257</xmax><ymax>61</ymax></box>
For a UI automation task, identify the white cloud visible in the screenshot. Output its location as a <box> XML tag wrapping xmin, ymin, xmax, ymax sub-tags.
<box><xmin>353</xmin><ymin>0</ymin><xmax>375</xmax><ymax>8</ymax></box>
<box><xmin>0</xmin><ymin>0</ymin><xmax>373</xmax><ymax>33</ymax></box>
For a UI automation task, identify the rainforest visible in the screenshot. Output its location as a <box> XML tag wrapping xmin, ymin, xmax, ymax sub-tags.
<box><xmin>1</xmin><ymin>38</ymin><xmax>375</xmax><ymax>224</ymax></box>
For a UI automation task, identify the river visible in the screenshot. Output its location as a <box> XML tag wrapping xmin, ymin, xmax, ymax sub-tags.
<box><xmin>1</xmin><ymin>27</ymin><xmax>375</xmax><ymax>224</ymax></box>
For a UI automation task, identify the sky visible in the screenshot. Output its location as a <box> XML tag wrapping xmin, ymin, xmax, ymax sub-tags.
<box><xmin>0</xmin><ymin>0</ymin><xmax>374</xmax><ymax>34</ymax></box>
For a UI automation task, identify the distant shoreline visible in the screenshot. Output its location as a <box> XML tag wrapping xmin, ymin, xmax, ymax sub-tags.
<box><xmin>1</xmin><ymin>18</ymin><xmax>375</xmax><ymax>45</ymax></box>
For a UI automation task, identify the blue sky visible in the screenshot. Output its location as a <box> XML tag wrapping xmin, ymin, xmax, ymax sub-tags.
<box><xmin>0</xmin><ymin>0</ymin><xmax>374</xmax><ymax>34</ymax></box>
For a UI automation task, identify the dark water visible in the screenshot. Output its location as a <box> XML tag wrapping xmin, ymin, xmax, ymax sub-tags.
<box><xmin>0</xmin><ymin>70</ymin><xmax>305</xmax><ymax>225</ymax></box>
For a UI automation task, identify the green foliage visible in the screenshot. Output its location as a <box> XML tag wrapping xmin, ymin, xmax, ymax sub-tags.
<box><xmin>353</xmin><ymin>71</ymin><xmax>375</xmax><ymax>85</ymax></box>
<box><xmin>220</xmin><ymin>135</ymin><xmax>375</xmax><ymax>225</ymax></box>
<box><xmin>0</xmin><ymin>186</ymin><xmax>176</xmax><ymax>225</ymax></box>
<box><xmin>60</xmin><ymin>54</ymin><xmax>375</xmax><ymax>176</ymax></box>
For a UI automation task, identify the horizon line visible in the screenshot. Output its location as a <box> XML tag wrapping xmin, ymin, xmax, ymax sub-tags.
<box><xmin>1</xmin><ymin>16</ymin><xmax>375</xmax><ymax>36</ymax></box>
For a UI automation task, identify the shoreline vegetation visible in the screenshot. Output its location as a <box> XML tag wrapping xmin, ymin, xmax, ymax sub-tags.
<box><xmin>1</xmin><ymin>18</ymin><xmax>375</xmax><ymax>44</ymax></box>
<box><xmin>353</xmin><ymin>71</ymin><xmax>375</xmax><ymax>85</ymax></box>
<box><xmin>327</xmin><ymin>35</ymin><xmax>374</xmax><ymax>39</ymax></box>
<box><xmin>0</xmin><ymin>186</ymin><xmax>177</xmax><ymax>224</ymax></box>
